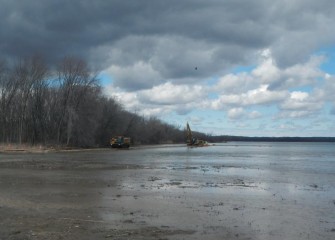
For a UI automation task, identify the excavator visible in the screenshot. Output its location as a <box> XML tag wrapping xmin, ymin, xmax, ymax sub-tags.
<box><xmin>186</xmin><ymin>122</ymin><xmax>209</xmax><ymax>147</ymax></box>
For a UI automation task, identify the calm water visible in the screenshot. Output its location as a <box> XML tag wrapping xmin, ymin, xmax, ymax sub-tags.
<box><xmin>1</xmin><ymin>141</ymin><xmax>334</xmax><ymax>193</ymax></box>
<box><xmin>110</xmin><ymin>141</ymin><xmax>335</xmax><ymax>239</ymax></box>
<box><xmin>1</xmin><ymin>141</ymin><xmax>334</xmax><ymax>239</ymax></box>
<box><xmin>117</xmin><ymin>141</ymin><xmax>335</xmax><ymax>177</ymax></box>
<box><xmin>96</xmin><ymin>141</ymin><xmax>335</xmax><ymax>204</ymax></box>
<box><xmin>115</xmin><ymin>141</ymin><xmax>335</xmax><ymax>167</ymax></box>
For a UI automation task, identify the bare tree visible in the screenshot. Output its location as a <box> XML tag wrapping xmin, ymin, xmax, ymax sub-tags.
<box><xmin>0</xmin><ymin>60</ymin><xmax>7</xmax><ymax>141</ymax></box>
<box><xmin>94</xmin><ymin>96</ymin><xmax>123</xmax><ymax>146</ymax></box>
<box><xmin>0</xmin><ymin>60</ymin><xmax>21</xmax><ymax>142</ymax></box>
<box><xmin>28</xmin><ymin>56</ymin><xmax>49</xmax><ymax>144</ymax></box>
<box><xmin>11</xmin><ymin>56</ymin><xmax>48</xmax><ymax>144</ymax></box>
<box><xmin>55</xmin><ymin>56</ymin><xmax>98</xmax><ymax>145</ymax></box>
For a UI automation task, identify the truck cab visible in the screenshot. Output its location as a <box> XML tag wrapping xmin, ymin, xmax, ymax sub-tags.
<box><xmin>110</xmin><ymin>136</ymin><xmax>131</xmax><ymax>148</ymax></box>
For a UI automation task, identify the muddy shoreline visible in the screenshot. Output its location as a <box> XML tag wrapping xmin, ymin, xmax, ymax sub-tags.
<box><xmin>0</xmin><ymin>143</ymin><xmax>185</xmax><ymax>154</ymax></box>
<box><xmin>1</xmin><ymin>145</ymin><xmax>334</xmax><ymax>239</ymax></box>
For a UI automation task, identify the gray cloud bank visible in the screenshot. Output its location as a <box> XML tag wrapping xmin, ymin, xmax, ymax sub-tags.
<box><xmin>1</xmin><ymin>0</ymin><xmax>335</xmax><ymax>91</ymax></box>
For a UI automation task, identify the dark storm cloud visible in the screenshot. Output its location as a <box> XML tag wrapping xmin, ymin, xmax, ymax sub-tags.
<box><xmin>1</xmin><ymin>1</ymin><xmax>268</xmax><ymax>56</ymax></box>
<box><xmin>1</xmin><ymin>0</ymin><xmax>335</xmax><ymax>90</ymax></box>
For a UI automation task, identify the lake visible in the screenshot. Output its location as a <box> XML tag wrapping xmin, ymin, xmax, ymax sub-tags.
<box><xmin>0</xmin><ymin>142</ymin><xmax>334</xmax><ymax>239</ymax></box>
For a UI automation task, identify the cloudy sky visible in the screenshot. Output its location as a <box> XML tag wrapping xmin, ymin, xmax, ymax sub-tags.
<box><xmin>1</xmin><ymin>0</ymin><xmax>335</xmax><ymax>137</ymax></box>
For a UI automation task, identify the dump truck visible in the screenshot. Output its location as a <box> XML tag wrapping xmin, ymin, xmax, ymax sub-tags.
<box><xmin>110</xmin><ymin>136</ymin><xmax>131</xmax><ymax>148</ymax></box>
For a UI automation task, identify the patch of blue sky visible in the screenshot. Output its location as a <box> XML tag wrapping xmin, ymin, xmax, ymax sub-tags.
<box><xmin>324</xmin><ymin>102</ymin><xmax>335</xmax><ymax>115</ymax></box>
<box><xmin>331</xmin><ymin>105</ymin><xmax>335</xmax><ymax>115</ymax></box>
<box><xmin>98</xmin><ymin>72</ymin><xmax>113</xmax><ymax>86</ymax></box>
<box><xmin>162</xmin><ymin>112</ymin><xmax>186</xmax><ymax>127</ymax></box>
<box><xmin>193</xmin><ymin>109</ymin><xmax>263</xmax><ymax>135</ymax></box>
<box><xmin>317</xmin><ymin>46</ymin><xmax>335</xmax><ymax>74</ymax></box>
<box><xmin>232</xmin><ymin>65</ymin><xmax>256</xmax><ymax>74</ymax></box>
<box><xmin>164</xmin><ymin>109</ymin><xmax>221</xmax><ymax>129</ymax></box>
<box><xmin>205</xmin><ymin>76</ymin><xmax>220</xmax><ymax>86</ymax></box>
<box><xmin>207</xmin><ymin>92</ymin><xmax>219</xmax><ymax>99</ymax></box>
<box><xmin>251</xmin><ymin>105</ymin><xmax>277</xmax><ymax>116</ymax></box>
<box><xmin>289</xmin><ymin>85</ymin><xmax>314</xmax><ymax>93</ymax></box>
<box><xmin>171</xmin><ymin>105</ymin><xmax>278</xmax><ymax>133</ymax></box>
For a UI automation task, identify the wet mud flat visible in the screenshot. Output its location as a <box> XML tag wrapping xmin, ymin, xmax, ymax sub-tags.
<box><xmin>0</xmin><ymin>145</ymin><xmax>335</xmax><ymax>239</ymax></box>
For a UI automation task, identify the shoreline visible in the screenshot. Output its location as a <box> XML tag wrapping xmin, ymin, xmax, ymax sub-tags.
<box><xmin>1</xmin><ymin>141</ymin><xmax>334</xmax><ymax>153</ymax></box>
<box><xmin>0</xmin><ymin>143</ymin><xmax>185</xmax><ymax>153</ymax></box>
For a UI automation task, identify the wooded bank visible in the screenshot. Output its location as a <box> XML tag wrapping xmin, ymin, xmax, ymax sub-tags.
<box><xmin>0</xmin><ymin>55</ymin><xmax>185</xmax><ymax>147</ymax></box>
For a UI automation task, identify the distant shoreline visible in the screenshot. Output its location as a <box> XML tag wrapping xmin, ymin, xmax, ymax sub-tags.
<box><xmin>1</xmin><ymin>138</ymin><xmax>334</xmax><ymax>153</ymax></box>
<box><xmin>207</xmin><ymin>136</ymin><xmax>335</xmax><ymax>143</ymax></box>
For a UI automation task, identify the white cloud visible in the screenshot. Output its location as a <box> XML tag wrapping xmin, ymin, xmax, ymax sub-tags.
<box><xmin>227</xmin><ymin>108</ymin><xmax>245</xmax><ymax>119</ymax></box>
<box><xmin>290</xmin><ymin>91</ymin><xmax>309</xmax><ymax>101</ymax></box>
<box><xmin>252</xmin><ymin>49</ymin><xmax>281</xmax><ymax>84</ymax></box>
<box><xmin>137</xmin><ymin>107</ymin><xmax>173</xmax><ymax>116</ymax></box>
<box><xmin>139</xmin><ymin>82</ymin><xmax>205</xmax><ymax>105</ymax></box>
<box><xmin>270</xmin><ymin>55</ymin><xmax>325</xmax><ymax>90</ymax></box>
<box><xmin>243</xmin><ymin>85</ymin><xmax>287</xmax><ymax>105</ymax></box>
<box><xmin>280</xmin><ymin>91</ymin><xmax>323</xmax><ymax>112</ymax></box>
<box><xmin>249</xmin><ymin>111</ymin><xmax>262</xmax><ymax>119</ymax></box>
<box><xmin>215</xmin><ymin>73</ymin><xmax>254</xmax><ymax>94</ymax></box>
<box><xmin>215</xmin><ymin>50</ymin><xmax>327</xmax><ymax>95</ymax></box>
<box><xmin>209</xmin><ymin>84</ymin><xmax>287</xmax><ymax>109</ymax></box>
<box><xmin>227</xmin><ymin>109</ymin><xmax>262</xmax><ymax>120</ymax></box>
<box><xmin>104</xmin><ymin>81</ymin><xmax>206</xmax><ymax>116</ymax></box>
<box><xmin>278</xmin><ymin>110</ymin><xmax>315</xmax><ymax>119</ymax></box>
<box><xmin>206</xmin><ymin>50</ymin><xmax>333</xmax><ymax>124</ymax></box>
<box><xmin>104</xmin><ymin>85</ymin><xmax>140</xmax><ymax>110</ymax></box>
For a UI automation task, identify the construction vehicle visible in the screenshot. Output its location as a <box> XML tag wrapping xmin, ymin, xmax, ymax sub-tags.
<box><xmin>186</xmin><ymin>122</ymin><xmax>209</xmax><ymax>147</ymax></box>
<box><xmin>110</xmin><ymin>136</ymin><xmax>131</xmax><ymax>148</ymax></box>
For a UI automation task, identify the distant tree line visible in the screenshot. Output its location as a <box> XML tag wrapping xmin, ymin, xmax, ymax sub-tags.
<box><xmin>207</xmin><ymin>135</ymin><xmax>335</xmax><ymax>142</ymax></box>
<box><xmin>0</xmin><ymin>55</ymin><xmax>185</xmax><ymax>147</ymax></box>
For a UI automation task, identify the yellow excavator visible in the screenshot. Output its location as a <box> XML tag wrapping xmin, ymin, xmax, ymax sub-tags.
<box><xmin>186</xmin><ymin>122</ymin><xmax>208</xmax><ymax>147</ymax></box>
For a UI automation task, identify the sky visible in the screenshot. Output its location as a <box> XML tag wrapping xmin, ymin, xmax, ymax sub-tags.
<box><xmin>1</xmin><ymin>0</ymin><xmax>335</xmax><ymax>137</ymax></box>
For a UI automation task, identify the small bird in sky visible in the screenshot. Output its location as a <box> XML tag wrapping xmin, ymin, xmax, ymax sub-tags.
<box><xmin>195</xmin><ymin>67</ymin><xmax>198</xmax><ymax>70</ymax></box>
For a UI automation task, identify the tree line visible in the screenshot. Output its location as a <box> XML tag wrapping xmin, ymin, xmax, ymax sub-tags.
<box><xmin>208</xmin><ymin>135</ymin><xmax>335</xmax><ymax>142</ymax></box>
<box><xmin>0</xmin><ymin>55</ymin><xmax>185</xmax><ymax>147</ymax></box>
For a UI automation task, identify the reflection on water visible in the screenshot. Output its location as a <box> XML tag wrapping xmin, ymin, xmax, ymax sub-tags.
<box><xmin>123</xmin><ymin>142</ymin><xmax>335</xmax><ymax>177</ymax></box>
<box><xmin>98</xmin><ymin>142</ymin><xmax>335</xmax><ymax>239</ymax></box>
<box><xmin>100</xmin><ymin>142</ymin><xmax>334</xmax><ymax>199</ymax></box>
<box><xmin>1</xmin><ymin>142</ymin><xmax>334</xmax><ymax>240</ymax></box>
